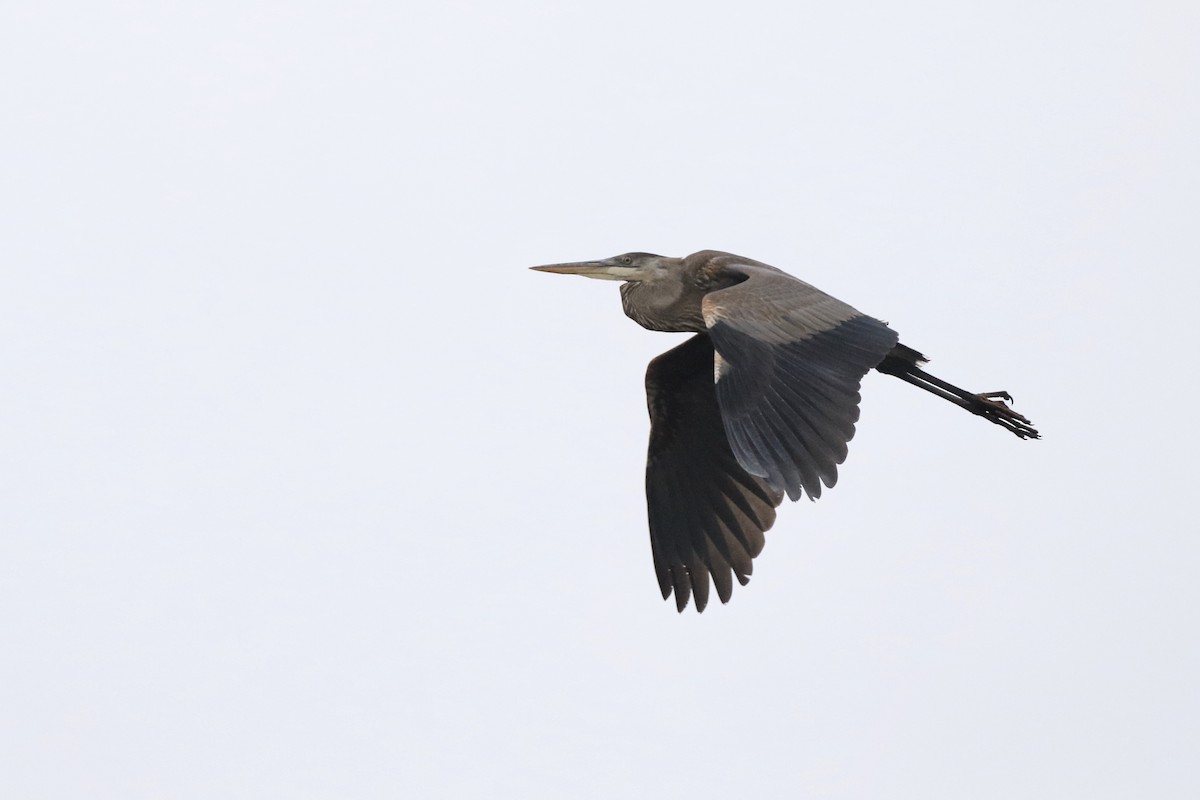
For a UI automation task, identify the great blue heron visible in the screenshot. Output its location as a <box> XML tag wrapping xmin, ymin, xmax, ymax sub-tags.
<box><xmin>531</xmin><ymin>250</ymin><xmax>1038</xmax><ymax>612</ymax></box>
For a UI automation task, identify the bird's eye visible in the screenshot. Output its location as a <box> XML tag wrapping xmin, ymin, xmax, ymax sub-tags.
<box><xmin>621</xmin><ymin>256</ymin><xmax>633</xmax><ymax>265</ymax></box>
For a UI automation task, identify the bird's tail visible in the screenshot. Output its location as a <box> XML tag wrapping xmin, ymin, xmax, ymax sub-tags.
<box><xmin>875</xmin><ymin>344</ymin><xmax>1040</xmax><ymax>440</ymax></box>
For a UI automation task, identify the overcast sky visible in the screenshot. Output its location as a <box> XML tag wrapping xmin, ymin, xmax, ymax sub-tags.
<box><xmin>2</xmin><ymin>2</ymin><xmax>1197</xmax><ymax>798</ymax></box>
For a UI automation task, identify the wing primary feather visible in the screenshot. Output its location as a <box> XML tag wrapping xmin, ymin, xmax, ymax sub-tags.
<box><xmin>643</xmin><ymin>331</ymin><xmax>787</xmax><ymax>612</ymax></box>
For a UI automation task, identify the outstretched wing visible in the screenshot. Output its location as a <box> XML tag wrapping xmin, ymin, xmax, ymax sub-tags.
<box><xmin>701</xmin><ymin>258</ymin><xmax>899</xmax><ymax>501</ymax></box>
<box><xmin>645</xmin><ymin>333</ymin><xmax>784</xmax><ymax>613</ymax></box>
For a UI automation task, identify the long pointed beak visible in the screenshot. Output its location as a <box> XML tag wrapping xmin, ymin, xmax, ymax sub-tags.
<box><xmin>529</xmin><ymin>259</ymin><xmax>645</xmax><ymax>281</ymax></box>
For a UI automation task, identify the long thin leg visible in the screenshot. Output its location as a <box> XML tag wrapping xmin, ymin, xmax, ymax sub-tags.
<box><xmin>876</xmin><ymin>346</ymin><xmax>1040</xmax><ymax>440</ymax></box>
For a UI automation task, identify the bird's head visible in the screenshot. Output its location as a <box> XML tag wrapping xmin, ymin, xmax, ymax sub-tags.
<box><xmin>529</xmin><ymin>252</ymin><xmax>668</xmax><ymax>282</ymax></box>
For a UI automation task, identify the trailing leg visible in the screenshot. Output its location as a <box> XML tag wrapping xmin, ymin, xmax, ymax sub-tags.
<box><xmin>875</xmin><ymin>344</ymin><xmax>1040</xmax><ymax>440</ymax></box>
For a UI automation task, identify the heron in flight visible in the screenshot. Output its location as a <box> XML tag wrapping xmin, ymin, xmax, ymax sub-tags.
<box><xmin>531</xmin><ymin>250</ymin><xmax>1038</xmax><ymax>612</ymax></box>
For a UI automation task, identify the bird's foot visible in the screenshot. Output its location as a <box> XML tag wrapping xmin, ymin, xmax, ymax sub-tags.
<box><xmin>973</xmin><ymin>391</ymin><xmax>1040</xmax><ymax>440</ymax></box>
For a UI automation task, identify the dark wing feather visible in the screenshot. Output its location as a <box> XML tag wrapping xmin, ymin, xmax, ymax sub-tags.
<box><xmin>645</xmin><ymin>333</ymin><xmax>784</xmax><ymax>612</ymax></box>
<box><xmin>702</xmin><ymin>260</ymin><xmax>899</xmax><ymax>501</ymax></box>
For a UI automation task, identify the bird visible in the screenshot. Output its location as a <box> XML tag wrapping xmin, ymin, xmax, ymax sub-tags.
<box><xmin>531</xmin><ymin>250</ymin><xmax>1038</xmax><ymax>612</ymax></box>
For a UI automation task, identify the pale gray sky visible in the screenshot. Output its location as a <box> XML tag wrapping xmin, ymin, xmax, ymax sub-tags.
<box><xmin>2</xmin><ymin>2</ymin><xmax>1197</xmax><ymax>798</ymax></box>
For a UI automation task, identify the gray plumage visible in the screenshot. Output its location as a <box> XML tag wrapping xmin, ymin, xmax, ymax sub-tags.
<box><xmin>531</xmin><ymin>250</ymin><xmax>1038</xmax><ymax>612</ymax></box>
